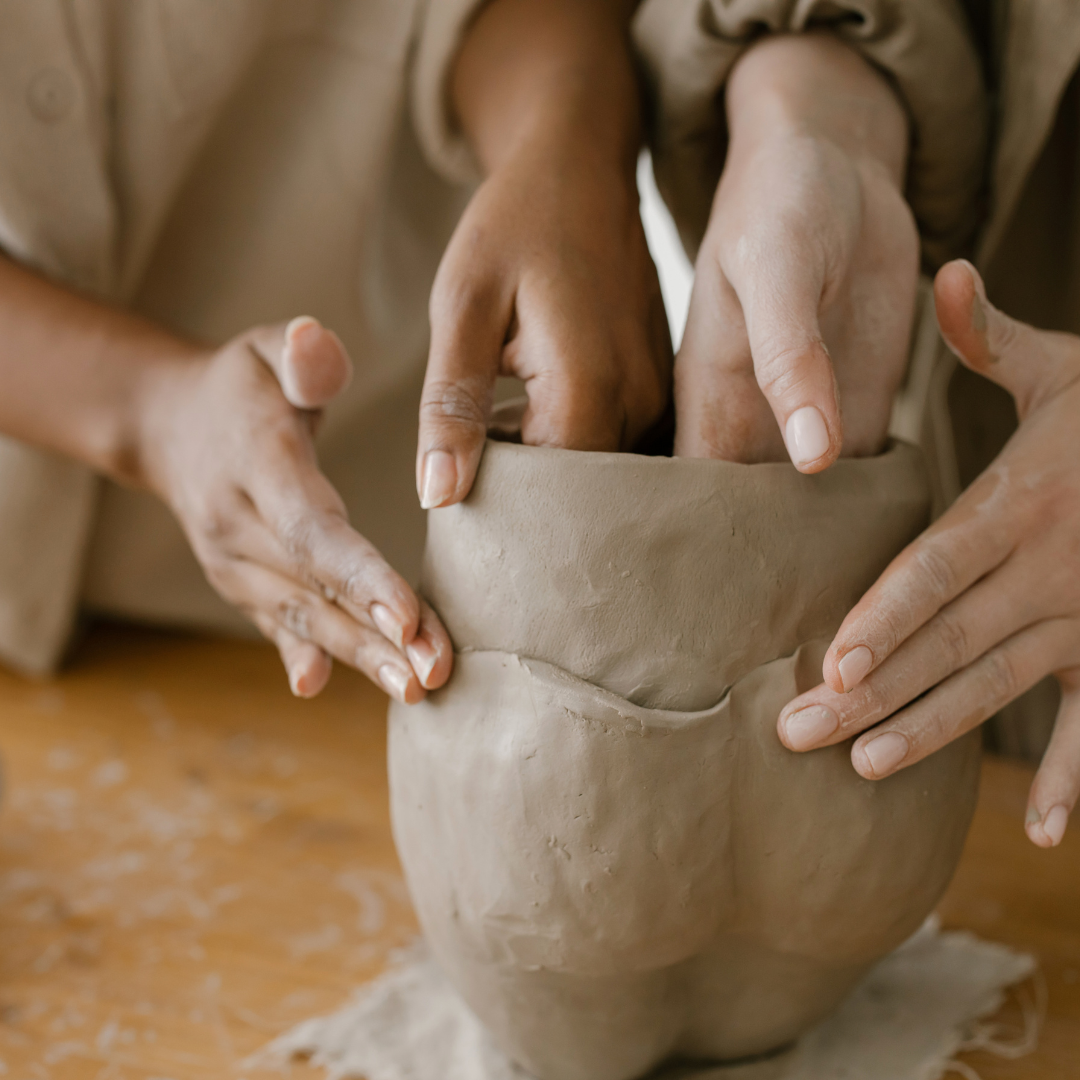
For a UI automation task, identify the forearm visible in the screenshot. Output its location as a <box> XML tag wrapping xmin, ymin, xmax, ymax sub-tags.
<box><xmin>0</xmin><ymin>254</ymin><xmax>199</xmax><ymax>483</ymax></box>
<box><xmin>726</xmin><ymin>32</ymin><xmax>909</xmax><ymax>184</ymax></box>
<box><xmin>453</xmin><ymin>0</ymin><xmax>641</xmax><ymax>176</ymax></box>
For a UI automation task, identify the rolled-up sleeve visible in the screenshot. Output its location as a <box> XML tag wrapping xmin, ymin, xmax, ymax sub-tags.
<box><xmin>411</xmin><ymin>0</ymin><xmax>493</xmax><ymax>186</ymax></box>
<box><xmin>634</xmin><ymin>0</ymin><xmax>988</xmax><ymax>268</ymax></box>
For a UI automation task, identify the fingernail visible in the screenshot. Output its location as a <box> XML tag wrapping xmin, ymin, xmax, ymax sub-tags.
<box><xmin>406</xmin><ymin>638</ymin><xmax>438</xmax><ymax>687</ymax></box>
<box><xmin>838</xmin><ymin>645</ymin><xmax>874</xmax><ymax>692</ymax></box>
<box><xmin>371</xmin><ymin>602</ymin><xmax>405</xmax><ymax>650</ymax></box>
<box><xmin>289</xmin><ymin>662</ymin><xmax>320</xmax><ymax>699</ymax></box>
<box><xmin>288</xmin><ymin>665</ymin><xmax>305</xmax><ymax>697</ymax></box>
<box><xmin>285</xmin><ymin>315</ymin><xmax>321</xmax><ymax>347</ymax></box>
<box><xmin>378</xmin><ymin>663</ymin><xmax>411</xmax><ymax>702</ymax></box>
<box><xmin>784</xmin><ymin>406</ymin><xmax>830</xmax><ymax>468</ymax></box>
<box><xmin>420</xmin><ymin>450</ymin><xmax>457</xmax><ymax>510</ymax></box>
<box><xmin>969</xmin><ymin>283</ymin><xmax>987</xmax><ymax>335</ymax></box>
<box><xmin>861</xmin><ymin>731</ymin><xmax>909</xmax><ymax>778</ymax></box>
<box><xmin>782</xmin><ymin>706</ymin><xmax>838</xmax><ymax>751</ymax></box>
<box><xmin>956</xmin><ymin>258</ymin><xmax>985</xmax><ymax>300</ymax></box>
<box><xmin>282</xmin><ymin>317</ymin><xmax>322</xmax><ymax>406</ymax></box>
<box><xmin>1035</xmin><ymin>805</ymin><xmax>1069</xmax><ymax>847</ymax></box>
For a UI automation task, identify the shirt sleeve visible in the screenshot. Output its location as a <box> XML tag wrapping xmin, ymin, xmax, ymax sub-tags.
<box><xmin>633</xmin><ymin>0</ymin><xmax>989</xmax><ymax>269</ymax></box>
<box><xmin>411</xmin><ymin>0</ymin><xmax>493</xmax><ymax>185</ymax></box>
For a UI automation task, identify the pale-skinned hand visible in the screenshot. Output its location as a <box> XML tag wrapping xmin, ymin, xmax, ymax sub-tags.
<box><xmin>778</xmin><ymin>260</ymin><xmax>1080</xmax><ymax>849</ymax></box>
<box><xmin>137</xmin><ymin>318</ymin><xmax>452</xmax><ymax>702</ymax></box>
<box><xmin>675</xmin><ymin>33</ymin><xmax>918</xmax><ymax>470</ymax></box>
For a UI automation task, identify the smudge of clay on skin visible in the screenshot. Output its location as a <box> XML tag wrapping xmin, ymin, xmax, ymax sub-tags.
<box><xmin>970</xmin><ymin>286</ymin><xmax>1000</xmax><ymax>364</ymax></box>
<box><xmin>912</xmin><ymin>463</ymin><xmax>1013</xmax><ymax>550</ymax></box>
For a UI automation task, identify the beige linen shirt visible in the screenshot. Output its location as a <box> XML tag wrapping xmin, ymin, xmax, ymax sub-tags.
<box><xmin>0</xmin><ymin>0</ymin><xmax>485</xmax><ymax>674</ymax></box>
<box><xmin>633</xmin><ymin>0</ymin><xmax>989</xmax><ymax>269</ymax></box>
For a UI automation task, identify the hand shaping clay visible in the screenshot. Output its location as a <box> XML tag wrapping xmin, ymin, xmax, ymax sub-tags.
<box><xmin>388</xmin><ymin>440</ymin><xmax>980</xmax><ymax>1080</ymax></box>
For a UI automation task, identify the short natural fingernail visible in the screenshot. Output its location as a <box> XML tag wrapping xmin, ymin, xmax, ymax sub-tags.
<box><xmin>838</xmin><ymin>645</ymin><xmax>874</xmax><ymax>692</ymax></box>
<box><xmin>285</xmin><ymin>315</ymin><xmax>321</xmax><ymax>347</ymax></box>
<box><xmin>956</xmin><ymin>258</ymin><xmax>985</xmax><ymax>299</ymax></box>
<box><xmin>1035</xmin><ymin>805</ymin><xmax>1069</xmax><ymax>847</ymax></box>
<box><xmin>281</xmin><ymin>317</ymin><xmax>323</xmax><ymax>405</ymax></box>
<box><xmin>782</xmin><ymin>706</ymin><xmax>838</xmax><ymax>751</ymax></box>
<box><xmin>860</xmin><ymin>731</ymin><xmax>909</xmax><ymax>778</ymax></box>
<box><xmin>406</xmin><ymin>638</ymin><xmax>438</xmax><ymax>687</ymax></box>
<box><xmin>289</xmin><ymin>663</ymin><xmax>318</xmax><ymax>699</ymax></box>
<box><xmin>378</xmin><ymin>663</ymin><xmax>411</xmax><ymax>702</ymax></box>
<box><xmin>420</xmin><ymin>450</ymin><xmax>457</xmax><ymax>510</ymax></box>
<box><xmin>969</xmin><ymin>283</ymin><xmax>987</xmax><ymax>334</ymax></box>
<box><xmin>288</xmin><ymin>664</ymin><xmax>305</xmax><ymax>697</ymax></box>
<box><xmin>784</xmin><ymin>406</ymin><xmax>831</xmax><ymax>469</ymax></box>
<box><xmin>371</xmin><ymin>602</ymin><xmax>405</xmax><ymax>650</ymax></box>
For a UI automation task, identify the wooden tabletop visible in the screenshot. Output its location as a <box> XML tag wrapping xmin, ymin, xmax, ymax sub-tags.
<box><xmin>0</xmin><ymin>624</ymin><xmax>1075</xmax><ymax>1080</ymax></box>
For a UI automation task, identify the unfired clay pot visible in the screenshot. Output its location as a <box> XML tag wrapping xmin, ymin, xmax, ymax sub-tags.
<box><xmin>388</xmin><ymin>439</ymin><xmax>980</xmax><ymax>1080</ymax></box>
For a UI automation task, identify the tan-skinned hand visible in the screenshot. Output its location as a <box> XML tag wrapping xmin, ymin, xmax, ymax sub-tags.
<box><xmin>778</xmin><ymin>260</ymin><xmax>1080</xmax><ymax>849</ymax></box>
<box><xmin>675</xmin><ymin>33</ymin><xmax>918</xmax><ymax>470</ymax></box>
<box><xmin>414</xmin><ymin>0</ymin><xmax>670</xmax><ymax>510</ymax></box>
<box><xmin>139</xmin><ymin>318</ymin><xmax>452</xmax><ymax>703</ymax></box>
<box><xmin>417</xmin><ymin>136</ymin><xmax>671</xmax><ymax>508</ymax></box>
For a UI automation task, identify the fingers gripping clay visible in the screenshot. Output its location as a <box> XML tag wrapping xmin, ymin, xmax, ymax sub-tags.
<box><xmin>388</xmin><ymin>440</ymin><xmax>980</xmax><ymax>1080</ymax></box>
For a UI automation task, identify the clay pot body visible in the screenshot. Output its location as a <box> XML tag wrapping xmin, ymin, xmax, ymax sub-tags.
<box><xmin>388</xmin><ymin>441</ymin><xmax>980</xmax><ymax>1080</ymax></box>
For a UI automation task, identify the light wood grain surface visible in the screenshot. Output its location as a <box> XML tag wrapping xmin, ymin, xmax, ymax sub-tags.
<box><xmin>0</xmin><ymin>624</ymin><xmax>1075</xmax><ymax>1079</ymax></box>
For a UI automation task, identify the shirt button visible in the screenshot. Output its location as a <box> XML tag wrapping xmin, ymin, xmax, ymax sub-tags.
<box><xmin>27</xmin><ymin>68</ymin><xmax>76</xmax><ymax>124</ymax></box>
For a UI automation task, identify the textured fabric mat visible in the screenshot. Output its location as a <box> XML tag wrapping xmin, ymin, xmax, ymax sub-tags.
<box><xmin>255</xmin><ymin>919</ymin><xmax>1037</xmax><ymax>1080</ymax></box>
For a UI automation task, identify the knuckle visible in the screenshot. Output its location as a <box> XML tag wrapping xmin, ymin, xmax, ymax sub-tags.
<box><xmin>851</xmin><ymin>680</ymin><xmax>890</xmax><ymax>722</ymax></box>
<box><xmin>983</xmin><ymin>649</ymin><xmax>1020</xmax><ymax>706</ymax></box>
<box><xmin>339</xmin><ymin>573</ymin><xmax>366</xmax><ymax>607</ymax></box>
<box><xmin>934</xmin><ymin>610</ymin><xmax>971</xmax><ymax>671</ymax></box>
<box><xmin>429</xmin><ymin>235</ymin><xmax>500</xmax><ymax>323</ymax></box>
<box><xmin>912</xmin><ymin>542</ymin><xmax>959</xmax><ymax>600</ymax></box>
<box><xmin>561</xmin><ymin>368</ymin><xmax>623</xmax><ymax>425</ymax></box>
<box><xmin>275</xmin><ymin>511</ymin><xmax>318</xmax><ymax>564</ymax></box>
<box><xmin>276</xmin><ymin>595</ymin><xmax>314</xmax><ymax>640</ymax></box>
<box><xmin>340</xmin><ymin>563</ymin><xmax>381</xmax><ymax>607</ymax></box>
<box><xmin>861</xmin><ymin>605</ymin><xmax>908</xmax><ymax>661</ymax></box>
<box><xmin>755</xmin><ymin>340</ymin><xmax>827</xmax><ymax>399</ymax></box>
<box><xmin>420</xmin><ymin>380</ymin><xmax>488</xmax><ymax>431</ymax></box>
<box><xmin>922</xmin><ymin>708</ymin><xmax>955</xmax><ymax>752</ymax></box>
<box><xmin>525</xmin><ymin>388</ymin><xmax>617</xmax><ymax>451</ymax></box>
<box><xmin>430</xmin><ymin>274</ymin><xmax>491</xmax><ymax>326</ymax></box>
<box><xmin>189</xmin><ymin>498</ymin><xmax>237</xmax><ymax>547</ymax></box>
<box><xmin>274</xmin><ymin>509</ymin><xmax>350</xmax><ymax>592</ymax></box>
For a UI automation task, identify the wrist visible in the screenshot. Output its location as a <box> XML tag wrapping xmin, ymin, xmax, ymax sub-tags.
<box><xmin>454</xmin><ymin>0</ymin><xmax>641</xmax><ymax>178</ymax></box>
<box><xmin>114</xmin><ymin>341</ymin><xmax>209</xmax><ymax>495</ymax></box>
<box><xmin>726</xmin><ymin>33</ymin><xmax>909</xmax><ymax>186</ymax></box>
<box><xmin>494</xmin><ymin>107</ymin><xmax>641</xmax><ymax>196</ymax></box>
<box><xmin>0</xmin><ymin>254</ymin><xmax>211</xmax><ymax>488</ymax></box>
